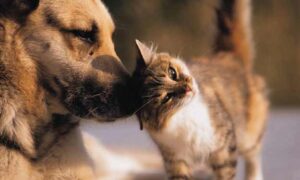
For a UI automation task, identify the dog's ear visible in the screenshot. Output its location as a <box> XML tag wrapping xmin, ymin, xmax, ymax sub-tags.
<box><xmin>0</xmin><ymin>0</ymin><xmax>40</xmax><ymax>19</ymax></box>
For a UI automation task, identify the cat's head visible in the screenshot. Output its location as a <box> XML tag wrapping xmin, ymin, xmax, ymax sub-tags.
<box><xmin>133</xmin><ymin>40</ymin><xmax>197</xmax><ymax>131</ymax></box>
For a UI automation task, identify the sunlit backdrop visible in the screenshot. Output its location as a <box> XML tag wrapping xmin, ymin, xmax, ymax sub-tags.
<box><xmin>103</xmin><ymin>0</ymin><xmax>300</xmax><ymax>106</ymax></box>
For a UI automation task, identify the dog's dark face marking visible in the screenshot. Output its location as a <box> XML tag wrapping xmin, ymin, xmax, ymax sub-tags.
<box><xmin>0</xmin><ymin>0</ymin><xmax>39</xmax><ymax>20</ymax></box>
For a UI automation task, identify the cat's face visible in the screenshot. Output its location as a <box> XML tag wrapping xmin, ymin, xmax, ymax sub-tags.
<box><xmin>133</xmin><ymin>41</ymin><xmax>196</xmax><ymax>131</ymax></box>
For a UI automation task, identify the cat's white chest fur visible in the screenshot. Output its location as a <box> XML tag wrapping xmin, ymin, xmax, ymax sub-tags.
<box><xmin>148</xmin><ymin>59</ymin><xmax>215</xmax><ymax>164</ymax></box>
<box><xmin>151</xmin><ymin>91</ymin><xmax>215</xmax><ymax>164</ymax></box>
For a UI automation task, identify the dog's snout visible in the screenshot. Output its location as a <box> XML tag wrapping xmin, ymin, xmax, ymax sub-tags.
<box><xmin>91</xmin><ymin>55</ymin><xmax>129</xmax><ymax>79</ymax></box>
<box><xmin>88</xmin><ymin>55</ymin><xmax>137</xmax><ymax>118</ymax></box>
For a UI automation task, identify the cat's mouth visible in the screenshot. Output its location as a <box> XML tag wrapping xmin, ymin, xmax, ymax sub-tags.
<box><xmin>183</xmin><ymin>84</ymin><xmax>196</xmax><ymax>102</ymax></box>
<box><xmin>186</xmin><ymin>86</ymin><xmax>195</xmax><ymax>96</ymax></box>
<box><xmin>138</xmin><ymin>84</ymin><xmax>196</xmax><ymax>131</ymax></box>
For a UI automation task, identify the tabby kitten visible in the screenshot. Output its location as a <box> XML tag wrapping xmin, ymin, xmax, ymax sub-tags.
<box><xmin>132</xmin><ymin>0</ymin><xmax>268</xmax><ymax>179</ymax></box>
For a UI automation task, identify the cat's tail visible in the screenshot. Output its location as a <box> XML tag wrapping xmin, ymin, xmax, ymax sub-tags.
<box><xmin>214</xmin><ymin>0</ymin><xmax>254</xmax><ymax>69</ymax></box>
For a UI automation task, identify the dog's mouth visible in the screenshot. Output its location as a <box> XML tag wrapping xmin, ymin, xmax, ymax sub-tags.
<box><xmin>57</xmin><ymin>75</ymin><xmax>135</xmax><ymax>120</ymax></box>
<box><xmin>51</xmin><ymin>56</ymin><xmax>137</xmax><ymax>120</ymax></box>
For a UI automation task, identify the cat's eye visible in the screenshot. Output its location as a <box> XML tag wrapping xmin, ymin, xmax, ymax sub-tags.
<box><xmin>162</xmin><ymin>93</ymin><xmax>172</xmax><ymax>104</ymax></box>
<box><xmin>168</xmin><ymin>67</ymin><xmax>177</xmax><ymax>80</ymax></box>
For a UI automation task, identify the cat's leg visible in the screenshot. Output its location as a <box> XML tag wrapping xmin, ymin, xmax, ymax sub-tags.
<box><xmin>160</xmin><ymin>147</ymin><xmax>191</xmax><ymax>180</ymax></box>
<box><xmin>209</xmin><ymin>143</ymin><xmax>238</xmax><ymax>180</ymax></box>
<box><xmin>242</xmin><ymin>143</ymin><xmax>263</xmax><ymax>180</ymax></box>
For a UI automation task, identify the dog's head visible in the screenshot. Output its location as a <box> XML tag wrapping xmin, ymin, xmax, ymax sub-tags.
<box><xmin>0</xmin><ymin>0</ymin><xmax>135</xmax><ymax>120</ymax></box>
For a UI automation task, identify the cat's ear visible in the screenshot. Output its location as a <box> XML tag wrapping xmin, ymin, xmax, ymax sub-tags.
<box><xmin>135</xmin><ymin>40</ymin><xmax>154</xmax><ymax>67</ymax></box>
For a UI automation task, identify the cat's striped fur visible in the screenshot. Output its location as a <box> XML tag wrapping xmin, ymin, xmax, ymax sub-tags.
<box><xmin>133</xmin><ymin>0</ymin><xmax>268</xmax><ymax>179</ymax></box>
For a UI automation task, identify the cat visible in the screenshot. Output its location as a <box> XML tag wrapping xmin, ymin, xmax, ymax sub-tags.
<box><xmin>132</xmin><ymin>0</ymin><xmax>268</xmax><ymax>179</ymax></box>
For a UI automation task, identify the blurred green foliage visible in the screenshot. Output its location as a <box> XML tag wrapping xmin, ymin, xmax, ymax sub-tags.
<box><xmin>103</xmin><ymin>0</ymin><xmax>300</xmax><ymax>106</ymax></box>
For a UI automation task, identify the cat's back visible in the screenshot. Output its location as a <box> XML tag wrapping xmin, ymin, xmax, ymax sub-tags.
<box><xmin>189</xmin><ymin>53</ymin><xmax>249</xmax><ymax>110</ymax></box>
<box><xmin>187</xmin><ymin>52</ymin><xmax>268</xmax><ymax>151</ymax></box>
<box><xmin>188</xmin><ymin>53</ymin><xmax>250</xmax><ymax>143</ymax></box>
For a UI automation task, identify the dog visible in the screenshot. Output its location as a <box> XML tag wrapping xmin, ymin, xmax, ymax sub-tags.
<box><xmin>0</xmin><ymin>0</ymin><xmax>136</xmax><ymax>179</ymax></box>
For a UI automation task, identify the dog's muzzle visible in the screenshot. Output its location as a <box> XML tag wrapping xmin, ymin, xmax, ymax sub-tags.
<box><xmin>91</xmin><ymin>55</ymin><xmax>129</xmax><ymax>81</ymax></box>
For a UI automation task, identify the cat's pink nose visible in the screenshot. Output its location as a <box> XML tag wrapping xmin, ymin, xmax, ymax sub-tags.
<box><xmin>185</xmin><ymin>86</ymin><xmax>192</xmax><ymax>93</ymax></box>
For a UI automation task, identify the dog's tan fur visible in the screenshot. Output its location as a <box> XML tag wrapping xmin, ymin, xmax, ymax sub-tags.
<box><xmin>0</xmin><ymin>0</ymin><xmax>134</xmax><ymax>179</ymax></box>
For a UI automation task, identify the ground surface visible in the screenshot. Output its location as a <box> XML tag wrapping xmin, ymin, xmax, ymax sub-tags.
<box><xmin>82</xmin><ymin>109</ymin><xmax>300</xmax><ymax>180</ymax></box>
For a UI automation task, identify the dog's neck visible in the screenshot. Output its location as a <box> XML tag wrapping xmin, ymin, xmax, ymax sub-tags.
<box><xmin>0</xmin><ymin>21</ymin><xmax>78</xmax><ymax>160</ymax></box>
<box><xmin>0</xmin><ymin>134</ymin><xmax>22</xmax><ymax>152</ymax></box>
<box><xmin>0</xmin><ymin>113</ymin><xmax>80</xmax><ymax>160</ymax></box>
<box><xmin>33</xmin><ymin>113</ymin><xmax>80</xmax><ymax>159</ymax></box>
<box><xmin>0</xmin><ymin>120</ymin><xmax>95</xmax><ymax>179</ymax></box>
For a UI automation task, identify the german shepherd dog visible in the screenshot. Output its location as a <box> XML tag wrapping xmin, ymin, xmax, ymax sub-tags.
<box><xmin>0</xmin><ymin>0</ymin><xmax>135</xmax><ymax>179</ymax></box>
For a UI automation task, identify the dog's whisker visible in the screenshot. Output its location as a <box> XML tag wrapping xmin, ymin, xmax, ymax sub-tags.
<box><xmin>87</xmin><ymin>107</ymin><xmax>98</xmax><ymax>117</ymax></box>
<box><xmin>86</xmin><ymin>93</ymin><xmax>103</xmax><ymax>99</ymax></box>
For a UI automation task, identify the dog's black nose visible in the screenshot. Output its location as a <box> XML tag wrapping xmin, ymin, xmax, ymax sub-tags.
<box><xmin>91</xmin><ymin>55</ymin><xmax>129</xmax><ymax>80</ymax></box>
<box><xmin>90</xmin><ymin>55</ymin><xmax>137</xmax><ymax>117</ymax></box>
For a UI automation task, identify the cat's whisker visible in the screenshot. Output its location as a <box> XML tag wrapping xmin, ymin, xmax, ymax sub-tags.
<box><xmin>152</xmin><ymin>77</ymin><xmax>163</xmax><ymax>84</ymax></box>
<box><xmin>132</xmin><ymin>98</ymin><xmax>154</xmax><ymax>116</ymax></box>
<box><xmin>142</xmin><ymin>94</ymin><xmax>155</xmax><ymax>98</ymax></box>
<box><xmin>149</xmin><ymin>85</ymin><xmax>163</xmax><ymax>90</ymax></box>
<box><xmin>132</xmin><ymin>98</ymin><xmax>155</xmax><ymax>131</ymax></box>
<box><xmin>145</xmin><ymin>68</ymin><xmax>157</xmax><ymax>75</ymax></box>
<box><xmin>145</xmin><ymin>90</ymin><xmax>160</xmax><ymax>96</ymax></box>
<box><xmin>151</xmin><ymin>80</ymin><xmax>161</xmax><ymax>85</ymax></box>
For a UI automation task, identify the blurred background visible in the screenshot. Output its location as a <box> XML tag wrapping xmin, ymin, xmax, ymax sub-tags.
<box><xmin>103</xmin><ymin>0</ymin><xmax>300</xmax><ymax>107</ymax></box>
<box><xmin>83</xmin><ymin>1</ymin><xmax>300</xmax><ymax>180</ymax></box>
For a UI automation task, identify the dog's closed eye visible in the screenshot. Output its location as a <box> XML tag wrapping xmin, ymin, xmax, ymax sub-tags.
<box><xmin>71</xmin><ymin>29</ymin><xmax>96</xmax><ymax>43</ymax></box>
